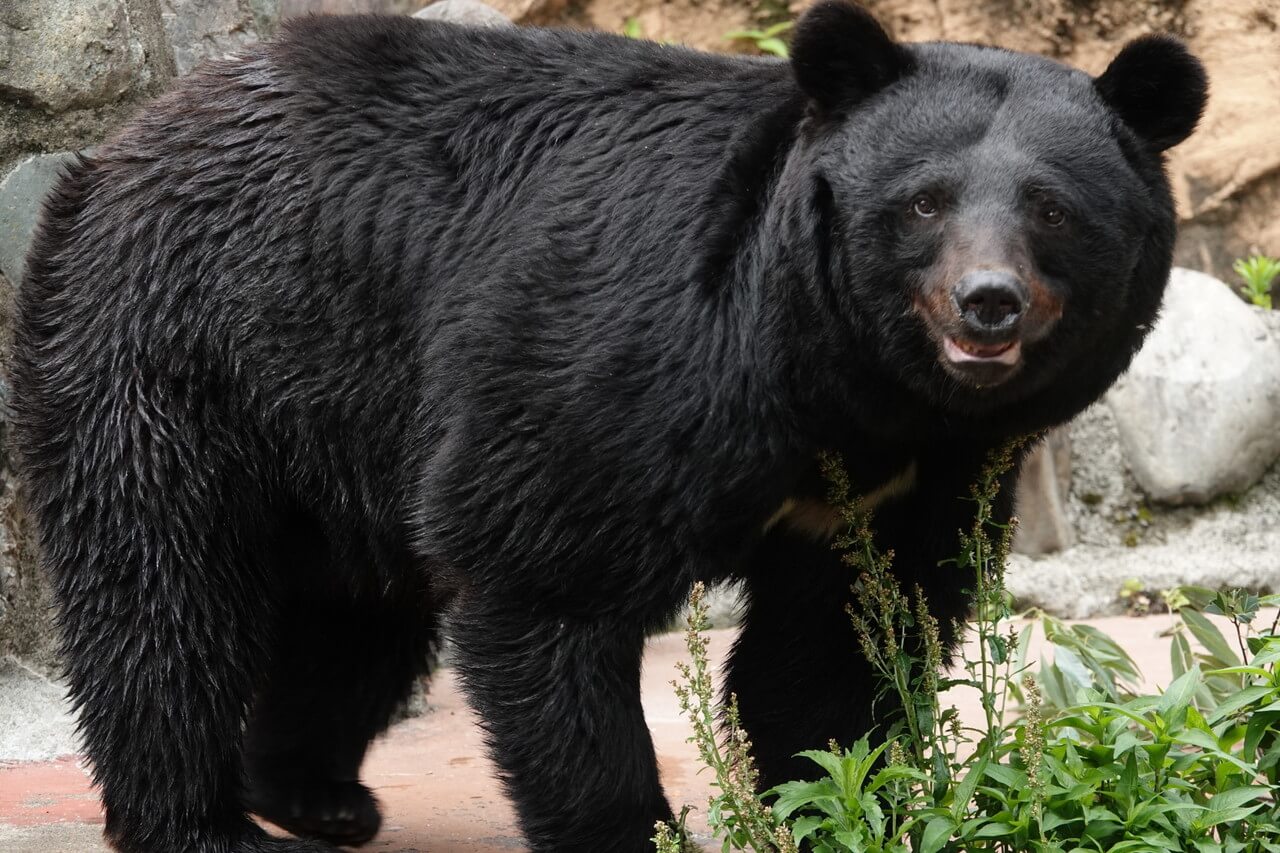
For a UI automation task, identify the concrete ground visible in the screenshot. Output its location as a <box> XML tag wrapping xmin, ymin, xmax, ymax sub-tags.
<box><xmin>0</xmin><ymin>615</ymin><xmax>1232</xmax><ymax>852</ymax></box>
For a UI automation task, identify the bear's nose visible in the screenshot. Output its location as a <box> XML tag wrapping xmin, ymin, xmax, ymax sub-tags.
<box><xmin>952</xmin><ymin>271</ymin><xmax>1027</xmax><ymax>334</ymax></box>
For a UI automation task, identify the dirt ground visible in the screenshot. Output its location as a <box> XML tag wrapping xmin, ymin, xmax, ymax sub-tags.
<box><xmin>0</xmin><ymin>612</ymin><xmax>1224</xmax><ymax>852</ymax></box>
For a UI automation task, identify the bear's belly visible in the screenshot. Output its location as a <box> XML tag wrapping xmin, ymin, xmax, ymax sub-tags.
<box><xmin>763</xmin><ymin>460</ymin><xmax>917</xmax><ymax>541</ymax></box>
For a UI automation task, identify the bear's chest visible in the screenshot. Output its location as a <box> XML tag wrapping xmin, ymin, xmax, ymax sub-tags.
<box><xmin>764</xmin><ymin>458</ymin><xmax>918</xmax><ymax>541</ymax></box>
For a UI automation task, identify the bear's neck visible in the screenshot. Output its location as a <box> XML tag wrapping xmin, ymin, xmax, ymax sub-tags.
<box><xmin>717</xmin><ymin>135</ymin><xmax>872</xmax><ymax>452</ymax></box>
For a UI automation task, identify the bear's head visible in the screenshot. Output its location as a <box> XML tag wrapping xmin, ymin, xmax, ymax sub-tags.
<box><xmin>783</xmin><ymin>0</ymin><xmax>1207</xmax><ymax>429</ymax></box>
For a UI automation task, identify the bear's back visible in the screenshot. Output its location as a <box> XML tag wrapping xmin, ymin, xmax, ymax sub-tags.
<box><xmin>13</xmin><ymin>17</ymin><xmax>805</xmax><ymax>529</ymax></box>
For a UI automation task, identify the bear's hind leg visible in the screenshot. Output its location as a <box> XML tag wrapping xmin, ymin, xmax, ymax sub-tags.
<box><xmin>450</xmin><ymin>598</ymin><xmax>672</xmax><ymax>853</ymax></box>
<box><xmin>20</xmin><ymin>405</ymin><xmax>327</xmax><ymax>852</ymax></box>
<box><xmin>243</xmin><ymin>540</ymin><xmax>441</xmax><ymax>848</ymax></box>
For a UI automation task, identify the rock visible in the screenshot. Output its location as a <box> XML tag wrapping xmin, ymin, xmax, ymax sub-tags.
<box><xmin>1</xmin><ymin>269</ymin><xmax>57</xmax><ymax>672</ymax></box>
<box><xmin>701</xmin><ymin>581</ymin><xmax>742</xmax><ymax>629</ymax></box>
<box><xmin>0</xmin><ymin>0</ymin><xmax>154</xmax><ymax>112</ymax></box>
<box><xmin>414</xmin><ymin>0</ymin><xmax>512</xmax><ymax>26</ymax></box>
<box><xmin>0</xmin><ymin>657</ymin><xmax>78</xmax><ymax>761</ymax></box>
<box><xmin>281</xmin><ymin>0</ymin><xmax>421</xmax><ymax>15</ymax></box>
<box><xmin>1064</xmin><ymin>401</ymin><xmax>1144</xmax><ymax>547</ymax></box>
<box><xmin>1258</xmin><ymin>303</ymin><xmax>1280</xmax><ymax>344</ymax></box>
<box><xmin>0</xmin><ymin>374</ymin><xmax>8</xmax><ymax>450</ymax></box>
<box><xmin>160</xmin><ymin>0</ymin><xmax>279</xmax><ymax>76</ymax></box>
<box><xmin>1106</xmin><ymin>267</ymin><xmax>1280</xmax><ymax>505</ymax></box>
<box><xmin>1006</xmin><ymin>457</ymin><xmax>1280</xmax><ymax>618</ymax></box>
<box><xmin>1013</xmin><ymin>427</ymin><xmax>1074</xmax><ymax>555</ymax></box>
<box><xmin>466</xmin><ymin>0</ymin><xmax>565</xmax><ymax>25</ymax></box>
<box><xmin>0</xmin><ymin>152</ymin><xmax>82</xmax><ymax>288</ymax></box>
<box><xmin>1163</xmin><ymin>4</ymin><xmax>1280</xmax><ymax>281</ymax></box>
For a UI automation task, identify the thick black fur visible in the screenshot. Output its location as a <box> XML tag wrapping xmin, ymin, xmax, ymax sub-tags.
<box><xmin>10</xmin><ymin>3</ymin><xmax>1205</xmax><ymax>851</ymax></box>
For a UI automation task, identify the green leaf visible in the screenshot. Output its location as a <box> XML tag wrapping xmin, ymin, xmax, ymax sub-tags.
<box><xmin>988</xmin><ymin>633</ymin><xmax>1009</xmax><ymax>665</ymax></box>
<box><xmin>1198</xmin><ymin>785</ymin><xmax>1271</xmax><ymax>828</ymax></box>
<box><xmin>983</xmin><ymin>763</ymin><xmax>1026</xmax><ymax>789</ymax></box>
<box><xmin>1207</xmin><ymin>685</ymin><xmax>1273</xmax><ymax>723</ymax></box>
<box><xmin>1158</xmin><ymin>667</ymin><xmax>1202</xmax><ymax>718</ymax></box>
<box><xmin>932</xmin><ymin>747</ymin><xmax>951</xmax><ymax>800</ymax></box>
<box><xmin>1041</xmin><ymin>661</ymin><xmax>1074</xmax><ymax>709</ymax></box>
<box><xmin>1115</xmin><ymin>751</ymin><xmax>1138</xmax><ymax>806</ymax></box>
<box><xmin>796</xmin><ymin>749</ymin><xmax>847</xmax><ymax>790</ymax></box>
<box><xmin>861</xmin><ymin>792</ymin><xmax>884</xmax><ymax>840</ymax></box>
<box><xmin>951</xmin><ymin>756</ymin><xmax>988</xmax><ymax>820</ymax></box>
<box><xmin>755</xmin><ymin>37</ymin><xmax>789</xmax><ymax>57</ymax></box>
<box><xmin>832</xmin><ymin>830</ymin><xmax>865</xmax><ymax>851</ymax></box>
<box><xmin>1245</xmin><ymin>711</ymin><xmax>1280</xmax><ymax>754</ymax></box>
<box><xmin>1248</xmin><ymin>644</ymin><xmax>1280</xmax><ymax>667</ymax></box>
<box><xmin>1053</xmin><ymin>645</ymin><xmax>1095</xmax><ymax>692</ymax></box>
<box><xmin>1173</xmin><ymin>729</ymin><xmax>1257</xmax><ymax>772</ymax></box>
<box><xmin>770</xmin><ymin>778</ymin><xmax>844</xmax><ymax>821</ymax></box>
<box><xmin>1205</xmin><ymin>665</ymin><xmax>1272</xmax><ymax>678</ymax></box>
<box><xmin>1177</xmin><ymin>586</ymin><xmax>1220</xmax><ymax>610</ymax></box>
<box><xmin>1181</xmin><ymin>608</ymin><xmax>1241</xmax><ymax>668</ymax></box>
<box><xmin>789</xmin><ymin>815</ymin><xmax>826</xmax><ymax>845</ymax></box>
<box><xmin>1171</xmin><ymin>631</ymin><xmax>1192</xmax><ymax>679</ymax></box>
<box><xmin>919</xmin><ymin>816</ymin><xmax>956</xmax><ymax>853</ymax></box>
<box><xmin>1040</xmin><ymin>807</ymin><xmax>1081</xmax><ymax>832</ymax></box>
<box><xmin>970</xmin><ymin>820</ymin><xmax>1017</xmax><ymax>839</ymax></box>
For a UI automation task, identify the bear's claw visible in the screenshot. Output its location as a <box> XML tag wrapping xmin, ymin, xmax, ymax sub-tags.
<box><xmin>247</xmin><ymin>778</ymin><xmax>382</xmax><ymax>847</ymax></box>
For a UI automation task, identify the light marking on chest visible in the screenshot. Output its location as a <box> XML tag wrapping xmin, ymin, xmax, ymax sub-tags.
<box><xmin>763</xmin><ymin>460</ymin><xmax>919</xmax><ymax>541</ymax></box>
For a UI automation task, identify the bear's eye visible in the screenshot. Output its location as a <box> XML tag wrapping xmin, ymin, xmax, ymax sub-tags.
<box><xmin>1042</xmin><ymin>207</ymin><xmax>1066</xmax><ymax>227</ymax></box>
<box><xmin>911</xmin><ymin>195</ymin><xmax>939</xmax><ymax>218</ymax></box>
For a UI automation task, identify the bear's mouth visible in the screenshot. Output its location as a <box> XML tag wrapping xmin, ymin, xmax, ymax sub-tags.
<box><xmin>943</xmin><ymin>336</ymin><xmax>1022</xmax><ymax>365</ymax></box>
<box><xmin>938</xmin><ymin>335</ymin><xmax>1024</xmax><ymax>388</ymax></box>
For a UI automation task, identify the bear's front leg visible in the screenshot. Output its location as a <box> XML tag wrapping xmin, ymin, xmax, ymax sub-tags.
<box><xmin>450</xmin><ymin>598</ymin><xmax>673</xmax><ymax>852</ymax></box>
<box><xmin>727</xmin><ymin>531</ymin><xmax>883</xmax><ymax>788</ymax></box>
<box><xmin>727</xmin><ymin>445</ymin><xmax>1020</xmax><ymax>788</ymax></box>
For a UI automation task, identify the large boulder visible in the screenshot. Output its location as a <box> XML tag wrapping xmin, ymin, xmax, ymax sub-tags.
<box><xmin>160</xmin><ymin>0</ymin><xmax>280</xmax><ymax>76</ymax></box>
<box><xmin>1012</xmin><ymin>427</ymin><xmax>1074</xmax><ymax>555</ymax></box>
<box><xmin>1106</xmin><ymin>268</ymin><xmax>1280</xmax><ymax>505</ymax></box>
<box><xmin>0</xmin><ymin>151</ymin><xmax>84</xmax><ymax>287</ymax></box>
<box><xmin>414</xmin><ymin>0</ymin><xmax>512</xmax><ymax>26</ymax></box>
<box><xmin>0</xmin><ymin>0</ymin><xmax>155</xmax><ymax>112</ymax></box>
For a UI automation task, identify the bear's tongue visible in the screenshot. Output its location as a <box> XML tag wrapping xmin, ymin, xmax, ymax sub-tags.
<box><xmin>944</xmin><ymin>337</ymin><xmax>1021</xmax><ymax>365</ymax></box>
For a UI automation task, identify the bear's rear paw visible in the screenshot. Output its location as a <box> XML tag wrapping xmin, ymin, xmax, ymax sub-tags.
<box><xmin>246</xmin><ymin>777</ymin><xmax>382</xmax><ymax>847</ymax></box>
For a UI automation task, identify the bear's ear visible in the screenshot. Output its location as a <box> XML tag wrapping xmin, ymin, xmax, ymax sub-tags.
<box><xmin>789</xmin><ymin>0</ymin><xmax>913</xmax><ymax>114</ymax></box>
<box><xmin>1094</xmin><ymin>35</ymin><xmax>1207</xmax><ymax>152</ymax></box>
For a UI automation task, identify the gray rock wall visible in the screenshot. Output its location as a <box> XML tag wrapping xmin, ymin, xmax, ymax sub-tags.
<box><xmin>0</xmin><ymin>0</ymin><xmax>277</xmax><ymax>667</ymax></box>
<box><xmin>0</xmin><ymin>265</ymin><xmax>55</xmax><ymax>672</ymax></box>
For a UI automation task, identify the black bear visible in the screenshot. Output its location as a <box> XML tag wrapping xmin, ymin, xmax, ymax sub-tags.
<box><xmin>11</xmin><ymin>2</ymin><xmax>1205</xmax><ymax>851</ymax></box>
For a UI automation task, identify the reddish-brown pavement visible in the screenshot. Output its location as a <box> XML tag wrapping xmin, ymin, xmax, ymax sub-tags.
<box><xmin>0</xmin><ymin>614</ymin><xmax>1217</xmax><ymax>852</ymax></box>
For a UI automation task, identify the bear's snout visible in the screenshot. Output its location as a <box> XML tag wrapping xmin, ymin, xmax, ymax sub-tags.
<box><xmin>952</xmin><ymin>270</ymin><xmax>1027</xmax><ymax>336</ymax></box>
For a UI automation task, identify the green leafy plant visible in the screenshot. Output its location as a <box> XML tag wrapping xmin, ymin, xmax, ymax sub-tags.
<box><xmin>621</xmin><ymin>17</ymin><xmax>678</xmax><ymax>47</ymax></box>
<box><xmin>1234</xmin><ymin>254</ymin><xmax>1280</xmax><ymax>310</ymax></box>
<box><xmin>723</xmin><ymin>22</ymin><xmax>793</xmax><ymax>58</ymax></box>
<box><xmin>658</xmin><ymin>445</ymin><xmax>1280</xmax><ymax>852</ymax></box>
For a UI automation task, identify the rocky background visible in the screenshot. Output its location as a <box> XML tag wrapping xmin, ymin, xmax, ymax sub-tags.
<box><xmin>2</xmin><ymin>0</ymin><xmax>1278</xmax><ymax>666</ymax></box>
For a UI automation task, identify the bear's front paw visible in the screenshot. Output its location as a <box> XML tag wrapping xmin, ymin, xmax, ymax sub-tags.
<box><xmin>246</xmin><ymin>777</ymin><xmax>382</xmax><ymax>848</ymax></box>
<box><xmin>233</xmin><ymin>837</ymin><xmax>340</xmax><ymax>853</ymax></box>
